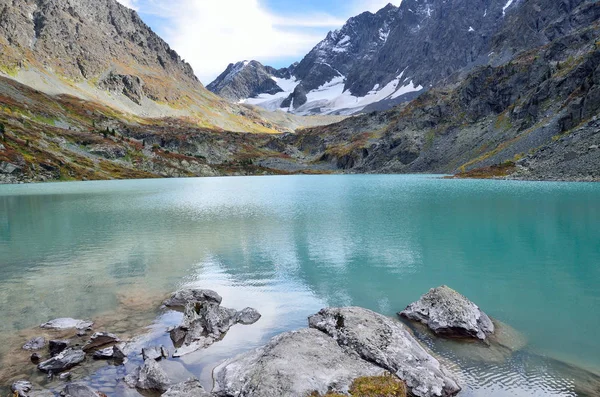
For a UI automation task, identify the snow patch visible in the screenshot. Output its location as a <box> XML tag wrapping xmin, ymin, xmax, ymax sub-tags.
<box><xmin>469</xmin><ymin>26</ymin><xmax>475</xmax><ymax>32</ymax></box>
<box><xmin>503</xmin><ymin>0</ymin><xmax>514</xmax><ymax>16</ymax></box>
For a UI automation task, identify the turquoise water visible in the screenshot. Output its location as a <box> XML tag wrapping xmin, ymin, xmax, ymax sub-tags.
<box><xmin>1</xmin><ymin>175</ymin><xmax>599</xmax><ymax>396</ymax></box>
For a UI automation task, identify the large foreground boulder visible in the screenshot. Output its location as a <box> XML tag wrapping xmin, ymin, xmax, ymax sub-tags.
<box><xmin>213</xmin><ymin>328</ymin><xmax>385</xmax><ymax>397</ymax></box>
<box><xmin>163</xmin><ymin>288</ymin><xmax>222</xmax><ymax>309</ymax></box>
<box><xmin>309</xmin><ymin>307</ymin><xmax>461</xmax><ymax>397</ymax></box>
<box><xmin>399</xmin><ymin>286</ymin><xmax>494</xmax><ymax>341</ymax></box>
<box><xmin>125</xmin><ymin>359</ymin><xmax>171</xmax><ymax>392</ymax></box>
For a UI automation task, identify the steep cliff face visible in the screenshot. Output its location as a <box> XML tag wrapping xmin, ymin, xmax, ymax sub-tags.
<box><xmin>0</xmin><ymin>0</ymin><xmax>284</xmax><ymax>132</ymax></box>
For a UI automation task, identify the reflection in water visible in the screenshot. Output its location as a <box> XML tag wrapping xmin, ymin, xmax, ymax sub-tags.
<box><xmin>1</xmin><ymin>175</ymin><xmax>599</xmax><ymax>396</ymax></box>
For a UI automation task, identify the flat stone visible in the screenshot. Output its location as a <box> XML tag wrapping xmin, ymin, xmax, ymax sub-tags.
<box><xmin>40</xmin><ymin>318</ymin><xmax>93</xmax><ymax>330</ymax></box>
<box><xmin>37</xmin><ymin>348</ymin><xmax>85</xmax><ymax>373</ymax></box>
<box><xmin>236</xmin><ymin>307</ymin><xmax>261</xmax><ymax>325</ymax></box>
<box><xmin>162</xmin><ymin>379</ymin><xmax>211</xmax><ymax>397</ymax></box>
<box><xmin>83</xmin><ymin>332</ymin><xmax>120</xmax><ymax>352</ymax></box>
<box><xmin>93</xmin><ymin>347</ymin><xmax>115</xmax><ymax>360</ymax></box>
<box><xmin>11</xmin><ymin>380</ymin><xmax>32</xmax><ymax>397</ymax></box>
<box><xmin>23</xmin><ymin>337</ymin><xmax>46</xmax><ymax>351</ymax></box>
<box><xmin>49</xmin><ymin>340</ymin><xmax>69</xmax><ymax>357</ymax></box>
<box><xmin>62</xmin><ymin>383</ymin><xmax>103</xmax><ymax>397</ymax></box>
<box><xmin>309</xmin><ymin>307</ymin><xmax>461</xmax><ymax>397</ymax></box>
<box><xmin>163</xmin><ymin>288</ymin><xmax>222</xmax><ymax>309</ymax></box>
<box><xmin>400</xmin><ymin>285</ymin><xmax>494</xmax><ymax>341</ymax></box>
<box><xmin>213</xmin><ymin>328</ymin><xmax>386</xmax><ymax>397</ymax></box>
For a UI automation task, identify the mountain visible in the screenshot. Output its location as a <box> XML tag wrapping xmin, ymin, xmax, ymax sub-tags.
<box><xmin>210</xmin><ymin>0</ymin><xmax>596</xmax><ymax>117</ymax></box>
<box><xmin>0</xmin><ymin>0</ymin><xmax>291</xmax><ymax>132</ymax></box>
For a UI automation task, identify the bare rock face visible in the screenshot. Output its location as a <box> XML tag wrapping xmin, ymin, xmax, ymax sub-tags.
<box><xmin>163</xmin><ymin>288</ymin><xmax>223</xmax><ymax>309</ymax></box>
<box><xmin>37</xmin><ymin>348</ymin><xmax>85</xmax><ymax>373</ymax></box>
<box><xmin>162</xmin><ymin>379</ymin><xmax>212</xmax><ymax>397</ymax></box>
<box><xmin>309</xmin><ymin>307</ymin><xmax>461</xmax><ymax>397</ymax></box>
<box><xmin>213</xmin><ymin>328</ymin><xmax>386</xmax><ymax>397</ymax></box>
<box><xmin>400</xmin><ymin>285</ymin><xmax>494</xmax><ymax>341</ymax></box>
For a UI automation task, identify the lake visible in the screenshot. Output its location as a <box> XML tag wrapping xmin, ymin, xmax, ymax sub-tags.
<box><xmin>1</xmin><ymin>175</ymin><xmax>599</xmax><ymax>396</ymax></box>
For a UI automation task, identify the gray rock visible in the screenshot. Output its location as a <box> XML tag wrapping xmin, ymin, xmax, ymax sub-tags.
<box><xmin>59</xmin><ymin>372</ymin><xmax>72</xmax><ymax>381</ymax></box>
<box><xmin>37</xmin><ymin>348</ymin><xmax>85</xmax><ymax>373</ymax></box>
<box><xmin>142</xmin><ymin>346</ymin><xmax>168</xmax><ymax>361</ymax></box>
<box><xmin>62</xmin><ymin>383</ymin><xmax>103</xmax><ymax>397</ymax></box>
<box><xmin>112</xmin><ymin>343</ymin><xmax>128</xmax><ymax>361</ymax></box>
<box><xmin>0</xmin><ymin>161</ymin><xmax>21</xmax><ymax>174</ymax></box>
<box><xmin>40</xmin><ymin>318</ymin><xmax>93</xmax><ymax>330</ymax></box>
<box><xmin>30</xmin><ymin>353</ymin><xmax>42</xmax><ymax>364</ymax></box>
<box><xmin>135</xmin><ymin>359</ymin><xmax>171</xmax><ymax>392</ymax></box>
<box><xmin>11</xmin><ymin>380</ymin><xmax>32</xmax><ymax>397</ymax></box>
<box><xmin>92</xmin><ymin>347</ymin><xmax>114</xmax><ymax>360</ymax></box>
<box><xmin>213</xmin><ymin>328</ymin><xmax>385</xmax><ymax>397</ymax></box>
<box><xmin>162</xmin><ymin>379</ymin><xmax>212</xmax><ymax>397</ymax></box>
<box><xmin>23</xmin><ymin>337</ymin><xmax>46</xmax><ymax>351</ymax></box>
<box><xmin>163</xmin><ymin>288</ymin><xmax>222</xmax><ymax>309</ymax></box>
<box><xmin>309</xmin><ymin>307</ymin><xmax>461</xmax><ymax>397</ymax></box>
<box><xmin>83</xmin><ymin>332</ymin><xmax>120</xmax><ymax>351</ymax></box>
<box><xmin>400</xmin><ymin>285</ymin><xmax>494</xmax><ymax>341</ymax></box>
<box><xmin>49</xmin><ymin>340</ymin><xmax>70</xmax><ymax>357</ymax></box>
<box><xmin>235</xmin><ymin>307</ymin><xmax>261</xmax><ymax>325</ymax></box>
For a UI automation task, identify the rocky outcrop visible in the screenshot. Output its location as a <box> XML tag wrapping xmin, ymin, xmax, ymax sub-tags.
<box><xmin>162</xmin><ymin>379</ymin><xmax>212</xmax><ymax>397</ymax></box>
<box><xmin>213</xmin><ymin>328</ymin><xmax>386</xmax><ymax>397</ymax></box>
<box><xmin>309</xmin><ymin>307</ymin><xmax>461</xmax><ymax>397</ymax></box>
<box><xmin>37</xmin><ymin>348</ymin><xmax>86</xmax><ymax>373</ymax></box>
<box><xmin>400</xmin><ymin>286</ymin><xmax>494</xmax><ymax>341</ymax></box>
<box><xmin>163</xmin><ymin>288</ymin><xmax>223</xmax><ymax>309</ymax></box>
<box><xmin>40</xmin><ymin>318</ymin><xmax>93</xmax><ymax>330</ymax></box>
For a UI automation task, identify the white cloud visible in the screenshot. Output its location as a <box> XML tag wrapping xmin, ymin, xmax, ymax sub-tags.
<box><xmin>128</xmin><ymin>0</ymin><xmax>400</xmax><ymax>85</ymax></box>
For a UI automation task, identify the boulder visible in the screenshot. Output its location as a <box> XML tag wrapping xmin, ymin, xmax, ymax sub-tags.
<box><xmin>400</xmin><ymin>286</ymin><xmax>494</xmax><ymax>341</ymax></box>
<box><xmin>82</xmin><ymin>332</ymin><xmax>120</xmax><ymax>351</ymax></box>
<box><xmin>40</xmin><ymin>318</ymin><xmax>93</xmax><ymax>330</ymax></box>
<box><xmin>62</xmin><ymin>383</ymin><xmax>103</xmax><ymax>397</ymax></box>
<box><xmin>49</xmin><ymin>340</ymin><xmax>69</xmax><ymax>357</ymax></box>
<box><xmin>163</xmin><ymin>288</ymin><xmax>222</xmax><ymax>309</ymax></box>
<box><xmin>133</xmin><ymin>359</ymin><xmax>171</xmax><ymax>392</ymax></box>
<box><xmin>309</xmin><ymin>307</ymin><xmax>461</xmax><ymax>397</ymax></box>
<box><xmin>142</xmin><ymin>345</ymin><xmax>168</xmax><ymax>361</ymax></box>
<box><xmin>23</xmin><ymin>337</ymin><xmax>46</xmax><ymax>351</ymax></box>
<box><xmin>11</xmin><ymin>380</ymin><xmax>32</xmax><ymax>397</ymax></box>
<box><xmin>236</xmin><ymin>307</ymin><xmax>261</xmax><ymax>325</ymax></box>
<box><xmin>213</xmin><ymin>328</ymin><xmax>385</xmax><ymax>397</ymax></box>
<box><xmin>37</xmin><ymin>348</ymin><xmax>85</xmax><ymax>373</ymax></box>
<box><xmin>162</xmin><ymin>379</ymin><xmax>212</xmax><ymax>397</ymax></box>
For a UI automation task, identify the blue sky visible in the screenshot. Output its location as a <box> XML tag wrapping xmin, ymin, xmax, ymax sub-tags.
<box><xmin>116</xmin><ymin>0</ymin><xmax>397</xmax><ymax>84</ymax></box>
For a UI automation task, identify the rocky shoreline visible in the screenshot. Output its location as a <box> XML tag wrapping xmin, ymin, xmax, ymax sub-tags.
<box><xmin>5</xmin><ymin>286</ymin><xmax>600</xmax><ymax>397</ymax></box>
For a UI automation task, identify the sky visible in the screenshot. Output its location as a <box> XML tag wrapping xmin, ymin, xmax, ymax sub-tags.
<box><xmin>115</xmin><ymin>0</ymin><xmax>398</xmax><ymax>85</ymax></box>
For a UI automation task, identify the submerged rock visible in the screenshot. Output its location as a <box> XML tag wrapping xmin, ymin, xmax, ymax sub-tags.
<box><xmin>23</xmin><ymin>337</ymin><xmax>46</xmax><ymax>351</ymax></box>
<box><xmin>40</xmin><ymin>318</ymin><xmax>93</xmax><ymax>330</ymax></box>
<box><xmin>309</xmin><ymin>307</ymin><xmax>461</xmax><ymax>397</ymax></box>
<box><xmin>62</xmin><ymin>383</ymin><xmax>103</xmax><ymax>397</ymax></box>
<box><xmin>236</xmin><ymin>307</ymin><xmax>261</xmax><ymax>325</ymax></box>
<box><xmin>213</xmin><ymin>328</ymin><xmax>385</xmax><ymax>397</ymax></box>
<box><xmin>37</xmin><ymin>348</ymin><xmax>85</xmax><ymax>373</ymax></box>
<box><xmin>49</xmin><ymin>340</ymin><xmax>70</xmax><ymax>357</ymax></box>
<box><xmin>142</xmin><ymin>345</ymin><xmax>168</xmax><ymax>361</ymax></box>
<box><xmin>163</xmin><ymin>288</ymin><xmax>222</xmax><ymax>309</ymax></box>
<box><xmin>400</xmin><ymin>286</ymin><xmax>494</xmax><ymax>341</ymax></box>
<box><xmin>82</xmin><ymin>332</ymin><xmax>120</xmax><ymax>352</ymax></box>
<box><xmin>162</xmin><ymin>379</ymin><xmax>212</xmax><ymax>397</ymax></box>
<box><xmin>11</xmin><ymin>380</ymin><xmax>32</xmax><ymax>397</ymax></box>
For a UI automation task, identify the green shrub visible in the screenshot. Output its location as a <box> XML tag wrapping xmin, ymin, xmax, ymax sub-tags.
<box><xmin>310</xmin><ymin>374</ymin><xmax>407</xmax><ymax>397</ymax></box>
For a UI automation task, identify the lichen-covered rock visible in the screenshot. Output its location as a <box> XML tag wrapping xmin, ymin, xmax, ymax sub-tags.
<box><xmin>162</xmin><ymin>379</ymin><xmax>212</xmax><ymax>397</ymax></box>
<box><xmin>163</xmin><ymin>288</ymin><xmax>222</xmax><ymax>309</ymax></box>
<box><xmin>40</xmin><ymin>318</ymin><xmax>93</xmax><ymax>330</ymax></box>
<box><xmin>22</xmin><ymin>337</ymin><xmax>46</xmax><ymax>351</ymax></box>
<box><xmin>400</xmin><ymin>286</ymin><xmax>494</xmax><ymax>341</ymax></box>
<box><xmin>37</xmin><ymin>348</ymin><xmax>86</xmax><ymax>373</ymax></box>
<box><xmin>309</xmin><ymin>307</ymin><xmax>461</xmax><ymax>397</ymax></box>
<box><xmin>235</xmin><ymin>307</ymin><xmax>261</xmax><ymax>325</ymax></box>
<box><xmin>213</xmin><ymin>328</ymin><xmax>385</xmax><ymax>397</ymax></box>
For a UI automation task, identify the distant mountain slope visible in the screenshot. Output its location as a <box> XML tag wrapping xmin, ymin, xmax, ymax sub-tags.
<box><xmin>0</xmin><ymin>0</ymin><xmax>285</xmax><ymax>133</ymax></box>
<box><xmin>210</xmin><ymin>0</ymin><xmax>596</xmax><ymax>117</ymax></box>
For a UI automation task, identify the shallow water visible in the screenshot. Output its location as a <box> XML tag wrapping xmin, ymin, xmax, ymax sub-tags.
<box><xmin>1</xmin><ymin>175</ymin><xmax>599</xmax><ymax>396</ymax></box>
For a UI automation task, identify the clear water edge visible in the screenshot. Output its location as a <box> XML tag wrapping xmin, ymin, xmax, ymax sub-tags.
<box><xmin>1</xmin><ymin>175</ymin><xmax>599</xmax><ymax>396</ymax></box>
